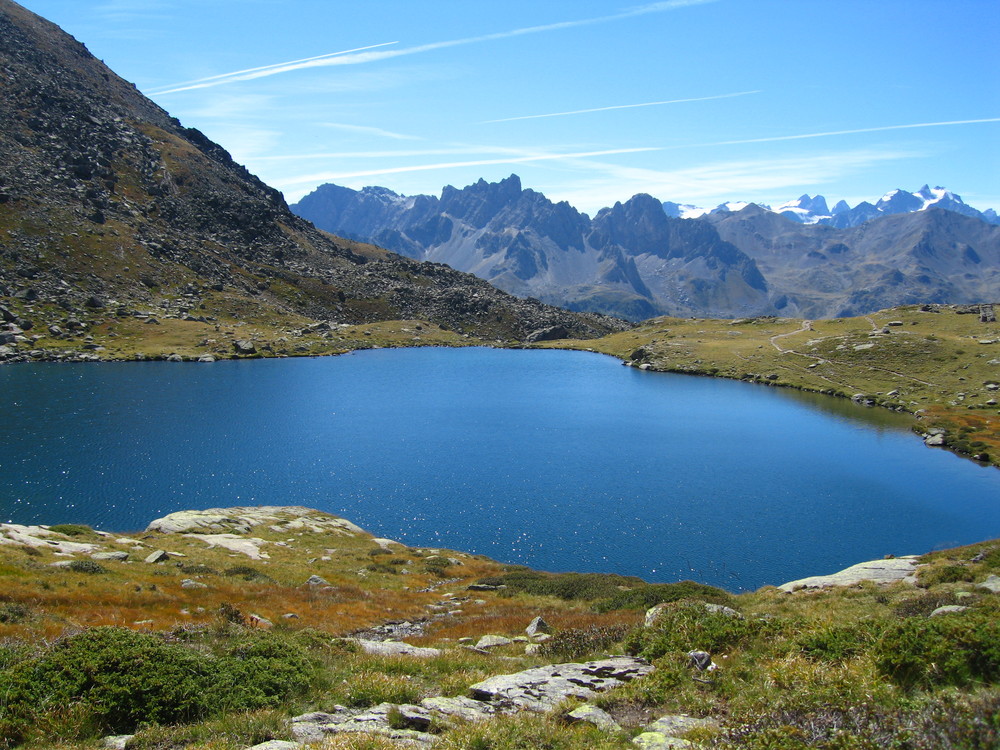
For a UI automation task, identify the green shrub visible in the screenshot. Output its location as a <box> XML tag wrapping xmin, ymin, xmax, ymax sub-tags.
<box><xmin>594</xmin><ymin>581</ymin><xmax>731</xmax><ymax>612</ymax></box>
<box><xmin>0</xmin><ymin>602</ymin><xmax>32</xmax><ymax>624</ymax></box>
<box><xmin>475</xmin><ymin>569</ymin><xmax>645</xmax><ymax>601</ymax></box>
<box><xmin>48</xmin><ymin>524</ymin><xmax>95</xmax><ymax>537</ymax></box>
<box><xmin>0</xmin><ymin>627</ymin><xmax>320</xmax><ymax>746</ymax></box>
<box><xmin>67</xmin><ymin>559</ymin><xmax>107</xmax><ymax>574</ymax></box>
<box><xmin>918</xmin><ymin>564</ymin><xmax>975</xmax><ymax>587</ymax></box>
<box><xmin>224</xmin><ymin>565</ymin><xmax>272</xmax><ymax>582</ymax></box>
<box><xmin>893</xmin><ymin>591</ymin><xmax>964</xmax><ymax>618</ymax></box>
<box><xmin>796</xmin><ymin>621</ymin><xmax>882</xmax><ymax>663</ymax></box>
<box><xmin>537</xmin><ymin>625</ymin><xmax>632</xmax><ymax>660</ymax></box>
<box><xmin>178</xmin><ymin>563</ymin><xmax>218</xmax><ymax>576</ymax></box>
<box><xmin>624</xmin><ymin>600</ymin><xmax>764</xmax><ymax>660</ymax></box>
<box><xmin>874</xmin><ymin>611</ymin><xmax>1000</xmax><ymax>689</ymax></box>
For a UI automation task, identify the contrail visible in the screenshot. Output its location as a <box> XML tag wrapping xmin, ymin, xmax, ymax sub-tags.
<box><xmin>147</xmin><ymin>42</ymin><xmax>400</xmax><ymax>95</ymax></box>
<box><xmin>700</xmin><ymin>117</ymin><xmax>1000</xmax><ymax>146</ymax></box>
<box><xmin>148</xmin><ymin>0</ymin><xmax>718</xmax><ymax>96</ymax></box>
<box><xmin>274</xmin><ymin>147</ymin><xmax>662</xmax><ymax>187</ymax></box>
<box><xmin>483</xmin><ymin>91</ymin><xmax>762</xmax><ymax>124</ymax></box>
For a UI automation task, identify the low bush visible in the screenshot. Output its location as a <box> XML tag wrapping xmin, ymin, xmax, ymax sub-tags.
<box><xmin>224</xmin><ymin>565</ymin><xmax>272</xmax><ymax>582</ymax></box>
<box><xmin>67</xmin><ymin>559</ymin><xmax>107</xmax><ymax>574</ymax></box>
<box><xmin>0</xmin><ymin>627</ymin><xmax>320</xmax><ymax>746</ymax></box>
<box><xmin>624</xmin><ymin>600</ymin><xmax>765</xmax><ymax>660</ymax></box>
<box><xmin>475</xmin><ymin>569</ymin><xmax>645</xmax><ymax>601</ymax></box>
<box><xmin>48</xmin><ymin>524</ymin><xmax>95</xmax><ymax>537</ymax></box>
<box><xmin>594</xmin><ymin>581</ymin><xmax>731</xmax><ymax>612</ymax></box>
<box><xmin>917</xmin><ymin>563</ymin><xmax>975</xmax><ymax>587</ymax></box>
<box><xmin>0</xmin><ymin>602</ymin><xmax>31</xmax><ymax>624</ymax></box>
<box><xmin>874</xmin><ymin>610</ymin><xmax>1000</xmax><ymax>689</ymax></box>
<box><xmin>796</xmin><ymin>621</ymin><xmax>883</xmax><ymax>663</ymax></box>
<box><xmin>537</xmin><ymin>625</ymin><xmax>632</xmax><ymax>660</ymax></box>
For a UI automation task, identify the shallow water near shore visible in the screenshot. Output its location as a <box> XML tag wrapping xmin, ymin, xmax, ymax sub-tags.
<box><xmin>1</xmin><ymin>347</ymin><xmax>997</xmax><ymax>591</ymax></box>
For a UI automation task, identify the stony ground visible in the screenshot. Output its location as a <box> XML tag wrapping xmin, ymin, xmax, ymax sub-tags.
<box><xmin>3</xmin><ymin>506</ymin><xmax>1000</xmax><ymax>749</ymax></box>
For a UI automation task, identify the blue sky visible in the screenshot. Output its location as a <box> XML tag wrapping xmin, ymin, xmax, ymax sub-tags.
<box><xmin>21</xmin><ymin>0</ymin><xmax>1000</xmax><ymax>215</ymax></box>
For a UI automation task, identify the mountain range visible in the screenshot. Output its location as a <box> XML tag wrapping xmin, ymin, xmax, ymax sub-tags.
<box><xmin>293</xmin><ymin>177</ymin><xmax>1000</xmax><ymax>320</ymax></box>
<box><xmin>0</xmin><ymin>0</ymin><xmax>623</xmax><ymax>350</ymax></box>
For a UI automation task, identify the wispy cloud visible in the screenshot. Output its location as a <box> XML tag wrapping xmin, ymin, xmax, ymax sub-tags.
<box><xmin>694</xmin><ymin>117</ymin><xmax>1000</xmax><ymax>147</ymax></box>
<box><xmin>148</xmin><ymin>0</ymin><xmax>719</xmax><ymax>96</ymax></box>
<box><xmin>483</xmin><ymin>91</ymin><xmax>761</xmax><ymax>124</ymax></box>
<box><xmin>147</xmin><ymin>42</ymin><xmax>401</xmax><ymax>95</ymax></box>
<box><xmin>271</xmin><ymin>147</ymin><xmax>662</xmax><ymax>189</ymax></box>
<box><xmin>320</xmin><ymin>123</ymin><xmax>422</xmax><ymax>141</ymax></box>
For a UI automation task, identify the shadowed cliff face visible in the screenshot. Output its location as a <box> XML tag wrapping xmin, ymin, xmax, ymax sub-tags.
<box><xmin>0</xmin><ymin>0</ymin><xmax>627</xmax><ymax>342</ymax></box>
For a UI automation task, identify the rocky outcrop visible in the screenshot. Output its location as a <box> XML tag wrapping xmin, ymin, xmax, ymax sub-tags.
<box><xmin>778</xmin><ymin>555</ymin><xmax>922</xmax><ymax>592</ymax></box>
<box><xmin>468</xmin><ymin>656</ymin><xmax>654</xmax><ymax>711</ymax></box>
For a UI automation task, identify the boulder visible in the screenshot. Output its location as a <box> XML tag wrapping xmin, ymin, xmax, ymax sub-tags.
<box><xmin>687</xmin><ymin>650</ymin><xmax>713</xmax><ymax>671</ymax></box>
<box><xmin>233</xmin><ymin>339</ymin><xmax>257</xmax><ymax>355</ymax></box>
<box><xmin>977</xmin><ymin>574</ymin><xmax>1000</xmax><ymax>593</ymax></box>
<box><xmin>144</xmin><ymin>549</ymin><xmax>170</xmax><ymax>564</ymax></box>
<box><xmin>305</xmin><ymin>574</ymin><xmax>331</xmax><ymax>587</ymax></box>
<box><xmin>929</xmin><ymin>605</ymin><xmax>969</xmax><ymax>617</ymax></box>
<box><xmin>245</xmin><ymin>742</ymin><xmax>301</xmax><ymax>750</ymax></box>
<box><xmin>566</xmin><ymin>704</ymin><xmax>620</xmax><ymax>731</ymax></box>
<box><xmin>100</xmin><ymin>736</ymin><xmax>135</xmax><ymax>750</ymax></box>
<box><xmin>632</xmin><ymin>715</ymin><xmax>719</xmax><ymax>749</ymax></box>
<box><xmin>91</xmin><ymin>551</ymin><xmax>129</xmax><ymax>562</ymax></box>
<box><xmin>180</xmin><ymin>578</ymin><xmax>208</xmax><ymax>589</ymax></box>
<box><xmin>525</xmin><ymin>616</ymin><xmax>552</xmax><ymax>637</ymax></box>
<box><xmin>351</xmin><ymin>639</ymin><xmax>441</xmax><ymax>658</ymax></box>
<box><xmin>420</xmin><ymin>695</ymin><xmax>496</xmax><ymax>724</ymax></box>
<box><xmin>476</xmin><ymin>634</ymin><xmax>513</xmax><ymax>649</ymax></box>
<box><xmin>469</xmin><ymin>656</ymin><xmax>654</xmax><ymax>712</ymax></box>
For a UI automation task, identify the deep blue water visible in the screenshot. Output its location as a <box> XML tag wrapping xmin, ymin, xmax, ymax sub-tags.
<box><xmin>1</xmin><ymin>347</ymin><xmax>997</xmax><ymax>591</ymax></box>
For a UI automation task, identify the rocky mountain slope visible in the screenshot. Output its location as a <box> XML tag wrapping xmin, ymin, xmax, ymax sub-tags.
<box><xmin>704</xmin><ymin>205</ymin><xmax>1000</xmax><ymax>318</ymax></box>
<box><xmin>293</xmin><ymin>176</ymin><xmax>772</xmax><ymax>321</ymax></box>
<box><xmin>0</xmin><ymin>0</ymin><xmax>626</xmax><ymax>357</ymax></box>
<box><xmin>293</xmin><ymin>177</ymin><xmax>1000</xmax><ymax>321</ymax></box>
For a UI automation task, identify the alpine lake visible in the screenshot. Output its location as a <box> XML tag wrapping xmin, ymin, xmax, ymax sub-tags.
<box><xmin>1</xmin><ymin>346</ymin><xmax>997</xmax><ymax>591</ymax></box>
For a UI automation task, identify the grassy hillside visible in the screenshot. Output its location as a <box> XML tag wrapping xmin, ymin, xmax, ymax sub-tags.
<box><xmin>1</xmin><ymin>508</ymin><xmax>1000</xmax><ymax>749</ymax></box>
<box><xmin>547</xmin><ymin>304</ymin><xmax>1000</xmax><ymax>467</ymax></box>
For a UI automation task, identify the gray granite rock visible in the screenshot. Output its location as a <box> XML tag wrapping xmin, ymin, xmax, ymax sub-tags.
<box><xmin>977</xmin><ymin>574</ymin><xmax>1000</xmax><ymax>593</ymax></box>
<box><xmin>351</xmin><ymin>638</ymin><xmax>442</xmax><ymax>658</ymax></box>
<box><xmin>566</xmin><ymin>704</ymin><xmax>620</xmax><ymax>731</ymax></box>
<box><xmin>144</xmin><ymin>549</ymin><xmax>170</xmax><ymax>564</ymax></box>
<box><xmin>419</xmin><ymin>695</ymin><xmax>496</xmax><ymax>724</ymax></box>
<box><xmin>778</xmin><ymin>556</ymin><xmax>921</xmax><ymax>592</ymax></box>
<box><xmin>930</xmin><ymin>605</ymin><xmax>969</xmax><ymax>617</ymax></box>
<box><xmin>100</xmin><ymin>736</ymin><xmax>134</xmax><ymax>750</ymax></box>
<box><xmin>476</xmin><ymin>634</ymin><xmax>513</xmax><ymax>649</ymax></box>
<box><xmin>291</xmin><ymin>705</ymin><xmax>435</xmax><ymax>746</ymax></box>
<box><xmin>245</xmin><ymin>741</ymin><xmax>302</xmax><ymax>750</ymax></box>
<box><xmin>525</xmin><ymin>616</ymin><xmax>552</xmax><ymax>637</ymax></box>
<box><xmin>91</xmin><ymin>551</ymin><xmax>129</xmax><ymax>561</ymax></box>
<box><xmin>469</xmin><ymin>656</ymin><xmax>654</xmax><ymax>712</ymax></box>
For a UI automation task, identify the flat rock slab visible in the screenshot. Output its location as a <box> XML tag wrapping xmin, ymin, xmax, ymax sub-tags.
<box><xmin>145</xmin><ymin>506</ymin><xmax>365</xmax><ymax>536</ymax></box>
<box><xmin>183</xmin><ymin>532</ymin><xmax>270</xmax><ymax>559</ymax></box>
<box><xmin>469</xmin><ymin>656</ymin><xmax>654</xmax><ymax>712</ymax></box>
<box><xmin>351</xmin><ymin>638</ymin><xmax>442</xmax><ymax>658</ymax></box>
<box><xmin>0</xmin><ymin>524</ymin><xmax>100</xmax><ymax>554</ymax></box>
<box><xmin>245</xmin><ymin>741</ymin><xmax>302</xmax><ymax>750</ymax></box>
<box><xmin>778</xmin><ymin>556</ymin><xmax>921</xmax><ymax>592</ymax></box>
<box><xmin>977</xmin><ymin>574</ymin><xmax>1000</xmax><ymax>593</ymax></box>
<box><xmin>291</xmin><ymin>706</ymin><xmax>435</xmax><ymax>747</ymax></box>
<box><xmin>633</xmin><ymin>714</ymin><xmax>718</xmax><ymax>749</ymax></box>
